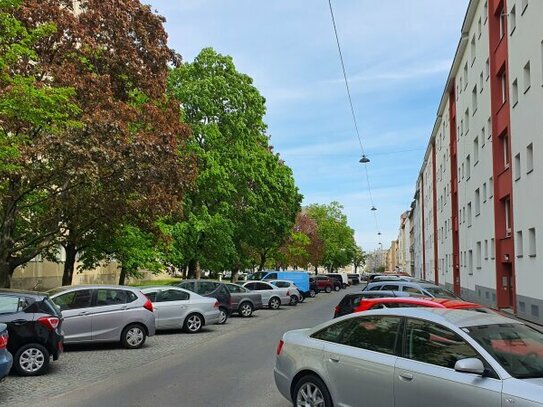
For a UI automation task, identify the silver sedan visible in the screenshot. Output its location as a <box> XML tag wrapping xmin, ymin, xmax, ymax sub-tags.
<box><xmin>275</xmin><ymin>308</ymin><xmax>543</xmax><ymax>407</ymax></box>
<box><xmin>140</xmin><ymin>286</ymin><xmax>220</xmax><ymax>333</ymax></box>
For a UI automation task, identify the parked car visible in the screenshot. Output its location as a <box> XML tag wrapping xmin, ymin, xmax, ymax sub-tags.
<box><xmin>307</xmin><ymin>277</ymin><xmax>320</xmax><ymax>298</ymax></box>
<box><xmin>140</xmin><ymin>286</ymin><xmax>220</xmax><ymax>333</ymax></box>
<box><xmin>353</xmin><ymin>297</ymin><xmax>489</xmax><ymax>313</ymax></box>
<box><xmin>324</xmin><ymin>274</ymin><xmax>343</xmax><ymax>291</ymax></box>
<box><xmin>0</xmin><ymin>289</ymin><xmax>63</xmax><ymax>375</ymax></box>
<box><xmin>274</xmin><ymin>308</ymin><xmax>543</xmax><ymax>407</ymax></box>
<box><xmin>247</xmin><ymin>271</ymin><xmax>310</xmax><ymax>298</ymax></box>
<box><xmin>334</xmin><ymin>290</ymin><xmax>412</xmax><ymax>318</ymax></box>
<box><xmin>364</xmin><ymin>280</ymin><xmax>461</xmax><ymax>299</ymax></box>
<box><xmin>49</xmin><ymin>285</ymin><xmax>154</xmax><ymax>349</ymax></box>
<box><xmin>224</xmin><ymin>283</ymin><xmax>263</xmax><ymax>317</ymax></box>
<box><xmin>269</xmin><ymin>280</ymin><xmax>303</xmax><ymax>305</ymax></box>
<box><xmin>347</xmin><ymin>273</ymin><xmax>361</xmax><ymax>285</ymax></box>
<box><xmin>0</xmin><ymin>323</ymin><xmax>12</xmax><ymax>381</ymax></box>
<box><xmin>176</xmin><ymin>280</ymin><xmax>232</xmax><ymax>324</ymax></box>
<box><xmin>313</xmin><ymin>276</ymin><xmax>334</xmax><ymax>293</ymax></box>
<box><xmin>242</xmin><ymin>281</ymin><xmax>291</xmax><ymax>309</ymax></box>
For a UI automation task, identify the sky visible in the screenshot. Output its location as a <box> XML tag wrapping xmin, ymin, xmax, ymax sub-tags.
<box><xmin>146</xmin><ymin>0</ymin><xmax>470</xmax><ymax>251</ymax></box>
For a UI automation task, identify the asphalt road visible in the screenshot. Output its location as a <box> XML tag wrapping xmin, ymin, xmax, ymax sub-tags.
<box><xmin>37</xmin><ymin>285</ymin><xmax>359</xmax><ymax>407</ymax></box>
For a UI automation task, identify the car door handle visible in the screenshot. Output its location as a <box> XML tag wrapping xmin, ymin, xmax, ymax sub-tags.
<box><xmin>78</xmin><ymin>311</ymin><xmax>89</xmax><ymax>316</ymax></box>
<box><xmin>11</xmin><ymin>319</ymin><xmax>27</xmax><ymax>325</ymax></box>
<box><xmin>329</xmin><ymin>357</ymin><xmax>340</xmax><ymax>363</ymax></box>
<box><xmin>399</xmin><ymin>372</ymin><xmax>413</xmax><ymax>382</ymax></box>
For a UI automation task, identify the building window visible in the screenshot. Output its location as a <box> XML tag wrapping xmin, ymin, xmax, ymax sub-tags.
<box><xmin>483</xmin><ymin>182</ymin><xmax>487</xmax><ymax>202</ymax></box>
<box><xmin>476</xmin><ymin>242</ymin><xmax>482</xmax><ymax>269</ymax></box>
<box><xmin>523</xmin><ymin>61</ymin><xmax>531</xmax><ymax>93</ymax></box>
<box><xmin>502</xmin><ymin>133</ymin><xmax>510</xmax><ymax>169</ymax></box>
<box><xmin>466</xmin><ymin>155</ymin><xmax>471</xmax><ymax>179</ymax></box>
<box><xmin>475</xmin><ymin>188</ymin><xmax>481</xmax><ymax>216</ymax></box>
<box><xmin>464</xmin><ymin>63</ymin><xmax>468</xmax><ymax>89</ymax></box>
<box><xmin>481</xmin><ymin>126</ymin><xmax>486</xmax><ymax>148</ymax></box>
<box><xmin>488</xmin><ymin>117</ymin><xmax>492</xmax><ymax>139</ymax></box>
<box><xmin>491</xmin><ymin>238</ymin><xmax>495</xmax><ymax>259</ymax></box>
<box><xmin>478</xmin><ymin>17</ymin><xmax>482</xmax><ymax>38</ymax></box>
<box><xmin>471</xmin><ymin>35</ymin><xmax>476</xmax><ymax>65</ymax></box>
<box><xmin>499</xmin><ymin>6</ymin><xmax>507</xmax><ymax>39</ymax></box>
<box><xmin>504</xmin><ymin>198</ymin><xmax>511</xmax><ymax>237</ymax></box>
<box><xmin>485</xmin><ymin>58</ymin><xmax>490</xmax><ymax>80</ymax></box>
<box><xmin>474</xmin><ymin>137</ymin><xmax>479</xmax><ymax>164</ymax></box>
<box><xmin>489</xmin><ymin>176</ymin><xmax>494</xmax><ymax>198</ymax></box>
<box><xmin>521</xmin><ymin>0</ymin><xmax>528</xmax><ymax>15</ymax></box>
<box><xmin>472</xmin><ymin>86</ymin><xmax>478</xmax><ymax>113</ymax></box>
<box><xmin>529</xmin><ymin>228</ymin><xmax>537</xmax><ymax>257</ymax></box>
<box><xmin>468</xmin><ymin>250</ymin><xmax>474</xmax><ymax>275</ymax></box>
<box><xmin>479</xmin><ymin>72</ymin><xmax>484</xmax><ymax>93</ymax></box>
<box><xmin>512</xmin><ymin>78</ymin><xmax>519</xmax><ymax>107</ymax></box>
<box><xmin>526</xmin><ymin>143</ymin><xmax>534</xmax><ymax>174</ymax></box>
<box><xmin>514</xmin><ymin>153</ymin><xmax>521</xmax><ymax>181</ymax></box>
<box><xmin>465</xmin><ymin>109</ymin><xmax>470</xmax><ymax>133</ymax></box>
<box><xmin>467</xmin><ymin>202</ymin><xmax>472</xmax><ymax>227</ymax></box>
<box><xmin>500</xmin><ymin>70</ymin><xmax>507</xmax><ymax>104</ymax></box>
<box><xmin>484</xmin><ymin>239</ymin><xmax>489</xmax><ymax>260</ymax></box>
<box><xmin>484</xmin><ymin>1</ymin><xmax>488</xmax><ymax>23</ymax></box>
<box><xmin>509</xmin><ymin>4</ymin><xmax>517</xmax><ymax>35</ymax></box>
<box><xmin>517</xmin><ymin>230</ymin><xmax>524</xmax><ymax>257</ymax></box>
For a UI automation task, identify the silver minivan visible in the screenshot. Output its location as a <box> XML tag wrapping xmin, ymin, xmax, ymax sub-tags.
<box><xmin>48</xmin><ymin>285</ymin><xmax>156</xmax><ymax>349</ymax></box>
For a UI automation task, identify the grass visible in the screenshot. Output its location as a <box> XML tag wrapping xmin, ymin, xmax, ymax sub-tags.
<box><xmin>129</xmin><ymin>278</ymin><xmax>182</xmax><ymax>287</ymax></box>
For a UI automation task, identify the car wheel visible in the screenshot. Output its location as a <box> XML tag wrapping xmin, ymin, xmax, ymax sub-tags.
<box><xmin>334</xmin><ymin>285</ymin><xmax>340</xmax><ymax>291</ymax></box>
<box><xmin>218</xmin><ymin>307</ymin><xmax>228</xmax><ymax>324</ymax></box>
<box><xmin>13</xmin><ymin>343</ymin><xmax>50</xmax><ymax>376</ymax></box>
<box><xmin>269</xmin><ymin>297</ymin><xmax>281</xmax><ymax>310</ymax></box>
<box><xmin>184</xmin><ymin>313</ymin><xmax>204</xmax><ymax>333</ymax></box>
<box><xmin>309</xmin><ymin>289</ymin><xmax>316</xmax><ymax>298</ymax></box>
<box><xmin>289</xmin><ymin>295</ymin><xmax>299</xmax><ymax>306</ymax></box>
<box><xmin>325</xmin><ymin>286</ymin><xmax>332</xmax><ymax>293</ymax></box>
<box><xmin>293</xmin><ymin>374</ymin><xmax>333</xmax><ymax>407</ymax></box>
<box><xmin>121</xmin><ymin>324</ymin><xmax>147</xmax><ymax>349</ymax></box>
<box><xmin>239</xmin><ymin>302</ymin><xmax>254</xmax><ymax>317</ymax></box>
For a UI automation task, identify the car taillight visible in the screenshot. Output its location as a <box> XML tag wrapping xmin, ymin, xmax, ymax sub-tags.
<box><xmin>0</xmin><ymin>332</ymin><xmax>8</xmax><ymax>350</ymax></box>
<box><xmin>213</xmin><ymin>300</ymin><xmax>219</xmax><ymax>308</ymax></box>
<box><xmin>38</xmin><ymin>316</ymin><xmax>60</xmax><ymax>331</ymax></box>
<box><xmin>143</xmin><ymin>298</ymin><xmax>154</xmax><ymax>313</ymax></box>
<box><xmin>334</xmin><ymin>306</ymin><xmax>340</xmax><ymax>315</ymax></box>
<box><xmin>276</xmin><ymin>339</ymin><xmax>284</xmax><ymax>356</ymax></box>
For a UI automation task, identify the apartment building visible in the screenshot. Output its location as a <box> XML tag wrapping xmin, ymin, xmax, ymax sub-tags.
<box><xmin>408</xmin><ymin>0</ymin><xmax>543</xmax><ymax>324</ymax></box>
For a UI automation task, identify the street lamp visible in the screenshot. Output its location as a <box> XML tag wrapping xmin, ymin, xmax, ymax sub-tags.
<box><xmin>371</xmin><ymin>206</ymin><xmax>377</xmax><ymax>211</ymax></box>
<box><xmin>359</xmin><ymin>155</ymin><xmax>370</xmax><ymax>164</ymax></box>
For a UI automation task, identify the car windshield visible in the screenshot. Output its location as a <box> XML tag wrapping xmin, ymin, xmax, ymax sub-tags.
<box><xmin>424</xmin><ymin>287</ymin><xmax>460</xmax><ymax>300</ymax></box>
<box><xmin>465</xmin><ymin>323</ymin><xmax>543</xmax><ymax>379</ymax></box>
<box><xmin>247</xmin><ymin>272</ymin><xmax>266</xmax><ymax>281</ymax></box>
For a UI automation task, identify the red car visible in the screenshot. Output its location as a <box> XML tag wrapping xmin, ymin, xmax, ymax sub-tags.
<box><xmin>353</xmin><ymin>296</ymin><xmax>489</xmax><ymax>313</ymax></box>
<box><xmin>314</xmin><ymin>276</ymin><xmax>334</xmax><ymax>293</ymax></box>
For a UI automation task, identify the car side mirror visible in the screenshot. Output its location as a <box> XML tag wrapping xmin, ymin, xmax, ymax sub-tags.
<box><xmin>454</xmin><ymin>358</ymin><xmax>485</xmax><ymax>375</ymax></box>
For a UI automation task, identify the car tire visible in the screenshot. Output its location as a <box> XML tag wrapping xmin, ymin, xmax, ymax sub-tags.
<box><xmin>184</xmin><ymin>313</ymin><xmax>204</xmax><ymax>333</ymax></box>
<box><xmin>218</xmin><ymin>307</ymin><xmax>228</xmax><ymax>324</ymax></box>
<box><xmin>334</xmin><ymin>285</ymin><xmax>340</xmax><ymax>291</ymax></box>
<box><xmin>325</xmin><ymin>286</ymin><xmax>332</xmax><ymax>293</ymax></box>
<box><xmin>239</xmin><ymin>302</ymin><xmax>254</xmax><ymax>317</ymax></box>
<box><xmin>121</xmin><ymin>323</ymin><xmax>147</xmax><ymax>349</ymax></box>
<box><xmin>268</xmin><ymin>297</ymin><xmax>281</xmax><ymax>310</ymax></box>
<box><xmin>293</xmin><ymin>374</ymin><xmax>333</xmax><ymax>407</ymax></box>
<box><xmin>289</xmin><ymin>295</ymin><xmax>299</xmax><ymax>306</ymax></box>
<box><xmin>309</xmin><ymin>289</ymin><xmax>316</xmax><ymax>298</ymax></box>
<box><xmin>13</xmin><ymin>343</ymin><xmax>50</xmax><ymax>376</ymax></box>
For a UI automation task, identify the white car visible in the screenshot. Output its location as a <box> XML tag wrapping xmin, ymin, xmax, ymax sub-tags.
<box><xmin>269</xmin><ymin>280</ymin><xmax>303</xmax><ymax>305</ymax></box>
<box><xmin>242</xmin><ymin>281</ymin><xmax>291</xmax><ymax>309</ymax></box>
<box><xmin>140</xmin><ymin>286</ymin><xmax>220</xmax><ymax>333</ymax></box>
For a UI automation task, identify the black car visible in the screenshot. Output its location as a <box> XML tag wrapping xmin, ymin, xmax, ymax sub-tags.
<box><xmin>333</xmin><ymin>290</ymin><xmax>411</xmax><ymax>318</ymax></box>
<box><xmin>305</xmin><ymin>278</ymin><xmax>320</xmax><ymax>298</ymax></box>
<box><xmin>325</xmin><ymin>274</ymin><xmax>343</xmax><ymax>291</ymax></box>
<box><xmin>0</xmin><ymin>289</ymin><xmax>63</xmax><ymax>376</ymax></box>
<box><xmin>177</xmin><ymin>280</ymin><xmax>232</xmax><ymax>324</ymax></box>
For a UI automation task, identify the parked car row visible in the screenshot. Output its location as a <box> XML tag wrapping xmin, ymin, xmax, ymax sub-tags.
<box><xmin>275</xmin><ymin>275</ymin><xmax>543</xmax><ymax>406</ymax></box>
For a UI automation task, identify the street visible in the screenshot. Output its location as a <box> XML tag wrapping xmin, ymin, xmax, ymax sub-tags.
<box><xmin>5</xmin><ymin>286</ymin><xmax>356</xmax><ymax>407</ymax></box>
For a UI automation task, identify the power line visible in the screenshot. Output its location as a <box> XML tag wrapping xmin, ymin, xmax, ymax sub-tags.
<box><xmin>327</xmin><ymin>0</ymin><xmax>381</xmax><ymax>235</ymax></box>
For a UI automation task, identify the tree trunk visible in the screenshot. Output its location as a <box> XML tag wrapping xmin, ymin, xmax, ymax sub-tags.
<box><xmin>258</xmin><ymin>252</ymin><xmax>266</xmax><ymax>272</ymax></box>
<box><xmin>230</xmin><ymin>267</ymin><xmax>239</xmax><ymax>283</ymax></box>
<box><xmin>194</xmin><ymin>260</ymin><xmax>201</xmax><ymax>279</ymax></box>
<box><xmin>187</xmin><ymin>259</ymin><xmax>197</xmax><ymax>279</ymax></box>
<box><xmin>62</xmin><ymin>243</ymin><xmax>78</xmax><ymax>286</ymax></box>
<box><xmin>118</xmin><ymin>266</ymin><xmax>128</xmax><ymax>285</ymax></box>
<box><xmin>0</xmin><ymin>260</ymin><xmax>11</xmax><ymax>288</ymax></box>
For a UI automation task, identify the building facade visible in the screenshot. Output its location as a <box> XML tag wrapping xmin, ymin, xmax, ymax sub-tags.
<box><xmin>407</xmin><ymin>0</ymin><xmax>543</xmax><ymax>324</ymax></box>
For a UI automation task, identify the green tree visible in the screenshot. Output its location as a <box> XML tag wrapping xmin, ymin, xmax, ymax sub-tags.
<box><xmin>306</xmin><ymin>202</ymin><xmax>356</xmax><ymax>272</ymax></box>
<box><xmin>167</xmin><ymin>48</ymin><xmax>300</xmax><ymax>279</ymax></box>
<box><xmin>352</xmin><ymin>245</ymin><xmax>366</xmax><ymax>273</ymax></box>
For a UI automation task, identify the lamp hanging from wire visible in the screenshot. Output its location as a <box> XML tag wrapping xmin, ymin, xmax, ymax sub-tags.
<box><xmin>359</xmin><ymin>154</ymin><xmax>370</xmax><ymax>164</ymax></box>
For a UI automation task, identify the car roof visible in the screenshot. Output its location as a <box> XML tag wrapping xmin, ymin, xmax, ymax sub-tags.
<box><xmin>430</xmin><ymin>298</ymin><xmax>484</xmax><ymax>309</ymax></box>
<box><xmin>140</xmin><ymin>286</ymin><xmax>196</xmax><ymax>295</ymax></box>
<box><xmin>362</xmin><ymin>297</ymin><xmax>445</xmax><ymax>307</ymax></box>
<box><xmin>338</xmin><ymin>307</ymin><xmax>522</xmax><ymax>328</ymax></box>
<box><xmin>47</xmin><ymin>285</ymin><xmax>139</xmax><ymax>295</ymax></box>
<box><xmin>0</xmin><ymin>288</ymin><xmax>48</xmax><ymax>299</ymax></box>
<box><xmin>180</xmin><ymin>279</ymin><xmax>223</xmax><ymax>284</ymax></box>
<box><xmin>270</xmin><ymin>280</ymin><xmax>293</xmax><ymax>284</ymax></box>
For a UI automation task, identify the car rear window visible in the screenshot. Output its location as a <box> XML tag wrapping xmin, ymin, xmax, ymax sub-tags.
<box><xmin>0</xmin><ymin>295</ymin><xmax>24</xmax><ymax>314</ymax></box>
